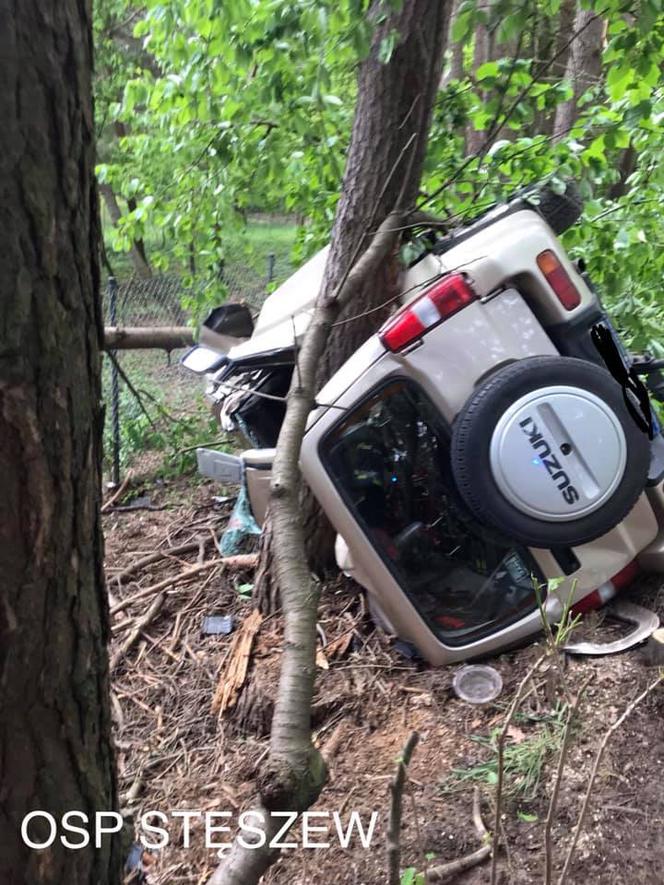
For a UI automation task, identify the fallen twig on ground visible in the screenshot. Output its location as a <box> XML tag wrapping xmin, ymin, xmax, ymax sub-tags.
<box><xmin>558</xmin><ymin>673</ymin><xmax>663</xmax><ymax>885</ymax></box>
<box><xmin>544</xmin><ymin>675</ymin><xmax>592</xmax><ymax>884</ymax></box>
<box><xmin>109</xmin><ymin>555</ymin><xmax>257</xmax><ymax>618</ymax></box>
<box><xmin>387</xmin><ymin>731</ymin><xmax>419</xmax><ymax>885</ymax></box>
<box><xmin>211</xmin><ymin>608</ymin><xmax>263</xmax><ymax>717</ymax></box>
<box><xmin>109</xmin><ymin>537</ymin><xmax>215</xmax><ymax>585</ymax></box>
<box><xmin>491</xmin><ymin>654</ymin><xmax>547</xmax><ymax>885</ymax></box>
<box><xmin>426</xmin><ymin>788</ymin><xmax>490</xmax><ymax>882</ymax></box>
<box><xmin>111</xmin><ymin>592</ymin><xmax>166</xmax><ymax>673</ymax></box>
<box><xmin>102</xmin><ymin>471</ymin><xmax>133</xmax><ymax>513</ymax></box>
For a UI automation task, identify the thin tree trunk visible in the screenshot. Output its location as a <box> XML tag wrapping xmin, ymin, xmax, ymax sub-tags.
<box><xmin>552</xmin><ymin>5</ymin><xmax>604</xmax><ymax>141</ymax></box>
<box><xmin>466</xmin><ymin>14</ymin><xmax>493</xmax><ymax>154</ymax></box>
<box><xmin>220</xmin><ymin>5</ymin><xmax>449</xmax><ymax>882</ymax></box>
<box><xmin>609</xmin><ymin>144</ymin><xmax>637</xmax><ymax>199</ymax></box>
<box><xmin>442</xmin><ymin>0</ymin><xmax>465</xmax><ymax>84</ymax></box>
<box><xmin>99</xmin><ymin>181</ymin><xmax>152</xmax><ymax>279</ymax></box>
<box><xmin>0</xmin><ymin>2</ymin><xmax>121</xmax><ymax>883</ymax></box>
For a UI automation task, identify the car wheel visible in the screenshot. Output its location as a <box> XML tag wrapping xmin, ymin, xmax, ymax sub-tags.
<box><xmin>450</xmin><ymin>356</ymin><xmax>650</xmax><ymax>548</ymax></box>
<box><xmin>527</xmin><ymin>181</ymin><xmax>583</xmax><ymax>234</ymax></box>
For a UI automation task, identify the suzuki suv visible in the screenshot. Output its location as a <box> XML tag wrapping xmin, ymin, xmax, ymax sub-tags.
<box><xmin>183</xmin><ymin>182</ymin><xmax>664</xmax><ymax>665</ymax></box>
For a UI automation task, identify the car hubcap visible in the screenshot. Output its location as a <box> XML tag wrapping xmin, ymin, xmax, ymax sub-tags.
<box><xmin>489</xmin><ymin>385</ymin><xmax>627</xmax><ymax>522</ymax></box>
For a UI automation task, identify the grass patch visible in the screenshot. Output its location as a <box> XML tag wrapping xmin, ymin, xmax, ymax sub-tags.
<box><xmin>441</xmin><ymin>707</ymin><xmax>566</xmax><ymax>802</ymax></box>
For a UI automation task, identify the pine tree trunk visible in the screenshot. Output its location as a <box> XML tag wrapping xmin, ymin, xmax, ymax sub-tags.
<box><xmin>0</xmin><ymin>3</ymin><xmax>121</xmax><ymax>882</ymax></box>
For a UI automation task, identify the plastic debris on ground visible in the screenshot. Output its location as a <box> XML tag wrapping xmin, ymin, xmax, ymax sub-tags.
<box><xmin>218</xmin><ymin>480</ymin><xmax>261</xmax><ymax>556</ymax></box>
<box><xmin>201</xmin><ymin>614</ymin><xmax>235</xmax><ymax>636</ymax></box>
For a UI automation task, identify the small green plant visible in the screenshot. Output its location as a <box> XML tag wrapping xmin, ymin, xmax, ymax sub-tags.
<box><xmin>534</xmin><ymin>576</ymin><xmax>582</xmax><ymax>649</ymax></box>
<box><xmin>442</xmin><ymin>706</ymin><xmax>566</xmax><ymax>801</ymax></box>
<box><xmin>400</xmin><ymin>868</ymin><xmax>425</xmax><ymax>885</ymax></box>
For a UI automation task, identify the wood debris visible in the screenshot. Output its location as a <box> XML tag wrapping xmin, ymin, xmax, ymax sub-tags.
<box><xmin>211</xmin><ymin>608</ymin><xmax>263</xmax><ymax>717</ymax></box>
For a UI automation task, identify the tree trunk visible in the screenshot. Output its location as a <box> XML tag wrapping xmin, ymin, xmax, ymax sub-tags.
<box><xmin>0</xmin><ymin>3</ymin><xmax>121</xmax><ymax>883</ymax></box>
<box><xmin>442</xmin><ymin>0</ymin><xmax>465</xmax><ymax>84</ymax></box>
<box><xmin>466</xmin><ymin>15</ymin><xmax>493</xmax><ymax>155</ymax></box>
<box><xmin>221</xmin><ymin>6</ymin><xmax>449</xmax><ymax>883</ymax></box>
<box><xmin>300</xmin><ymin>0</ymin><xmax>450</xmax><ymax>575</ymax></box>
<box><xmin>552</xmin><ymin>5</ymin><xmax>604</xmax><ymax>141</ymax></box>
<box><xmin>99</xmin><ymin>181</ymin><xmax>152</xmax><ymax>279</ymax></box>
<box><xmin>103</xmin><ymin>325</ymin><xmax>194</xmax><ymax>350</ymax></box>
<box><xmin>608</xmin><ymin>144</ymin><xmax>637</xmax><ymax>199</ymax></box>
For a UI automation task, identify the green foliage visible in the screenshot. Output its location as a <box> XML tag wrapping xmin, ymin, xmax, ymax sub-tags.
<box><xmin>102</xmin><ymin>360</ymin><xmax>224</xmax><ymax>477</ymax></box>
<box><xmin>95</xmin><ymin>0</ymin><xmax>664</xmax><ymax>354</ymax></box>
<box><xmin>400</xmin><ymin>868</ymin><xmax>425</xmax><ymax>885</ymax></box>
<box><xmin>441</xmin><ymin>707</ymin><xmax>566</xmax><ymax>801</ymax></box>
<box><xmin>95</xmin><ymin>0</ymin><xmax>364</xmax><ymax>283</ymax></box>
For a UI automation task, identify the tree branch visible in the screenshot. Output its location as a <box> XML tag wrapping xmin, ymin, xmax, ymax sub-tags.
<box><xmin>426</xmin><ymin>788</ymin><xmax>490</xmax><ymax>882</ymax></box>
<box><xmin>558</xmin><ymin>674</ymin><xmax>663</xmax><ymax>885</ymax></box>
<box><xmin>388</xmin><ymin>731</ymin><xmax>420</xmax><ymax>885</ymax></box>
<box><xmin>544</xmin><ymin>676</ymin><xmax>592</xmax><ymax>884</ymax></box>
<box><xmin>491</xmin><ymin>655</ymin><xmax>547</xmax><ymax>885</ymax></box>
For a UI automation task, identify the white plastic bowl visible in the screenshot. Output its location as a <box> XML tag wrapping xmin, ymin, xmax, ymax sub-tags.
<box><xmin>453</xmin><ymin>665</ymin><xmax>503</xmax><ymax>704</ymax></box>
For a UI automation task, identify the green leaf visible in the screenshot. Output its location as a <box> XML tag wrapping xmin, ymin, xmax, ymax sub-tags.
<box><xmin>606</xmin><ymin>64</ymin><xmax>633</xmax><ymax>102</ymax></box>
<box><xmin>476</xmin><ymin>61</ymin><xmax>499</xmax><ymax>81</ymax></box>
<box><xmin>378</xmin><ymin>29</ymin><xmax>399</xmax><ymax>65</ymax></box>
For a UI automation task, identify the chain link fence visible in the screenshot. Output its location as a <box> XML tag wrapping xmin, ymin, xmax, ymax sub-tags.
<box><xmin>102</xmin><ymin>252</ymin><xmax>282</xmax><ymax>484</ymax></box>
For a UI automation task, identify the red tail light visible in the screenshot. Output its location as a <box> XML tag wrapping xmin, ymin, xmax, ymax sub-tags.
<box><xmin>571</xmin><ymin>560</ymin><xmax>640</xmax><ymax>615</ymax></box>
<box><xmin>379</xmin><ymin>274</ymin><xmax>477</xmax><ymax>352</ymax></box>
<box><xmin>536</xmin><ymin>250</ymin><xmax>581</xmax><ymax>310</ymax></box>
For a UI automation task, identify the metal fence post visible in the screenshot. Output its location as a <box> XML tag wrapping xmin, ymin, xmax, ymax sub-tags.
<box><xmin>108</xmin><ymin>276</ymin><xmax>121</xmax><ymax>487</ymax></box>
<box><xmin>267</xmin><ymin>252</ymin><xmax>275</xmax><ymax>284</ymax></box>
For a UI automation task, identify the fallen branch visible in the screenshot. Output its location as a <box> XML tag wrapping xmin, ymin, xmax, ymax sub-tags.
<box><xmin>211</xmin><ymin>608</ymin><xmax>263</xmax><ymax>716</ymax></box>
<box><xmin>387</xmin><ymin>731</ymin><xmax>420</xmax><ymax>885</ymax></box>
<box><xmin>544</xmin><ymin>676</ymin><xmax>592</xmax><ymax>885</ymax></box>
<box><xmin>101</xmin><ymin>471</ymin><xmax>133</xmax><ymax>513</ymax></box>
<box><xmin>109</xmin><ymin>555</ymin><xmax>257</xmax><ymax>618</ymax></box>
<box><xmin>110</xmin><ymin>591</ymin><xmax>166</xmax><ymax>672</ymax></box>
<box><xmin>108</xmin><ymin>537</ymin><xmax>214</xmax><ymax>584</ymax></box>
<box><xmin>105</xmin><ymin>503</ymin><xmax>164</xmax><ymax>513</ymax></box>
<box><xmin>426</xmin><ymin>789</ymin><xmax>490</xmax><ymax>882</ymax></box>
<box><xmin>103</xmin><ymin>325</ymin><xmax>194</xmax><ymax>350</ymax></box>
<box><xmin>491</xmin><ymin>654</ymin><xmax>547</xmax><ymax>885</ymax></box>
<box><xmin>558</xmin><ymin>673</ymin><xmax>663</xmax><ymax>885</ymax></box>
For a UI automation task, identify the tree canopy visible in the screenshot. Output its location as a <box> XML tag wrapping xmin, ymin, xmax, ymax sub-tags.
<box><xmin>96</xmin><ymin>0</ymin><xmax>664</xmax><ymax>353</ymax></box>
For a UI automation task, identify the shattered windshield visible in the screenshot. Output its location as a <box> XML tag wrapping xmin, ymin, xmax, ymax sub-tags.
<box><xmin>322</xmin><ymin>379</ymin><xmax>540</xmax><ymax>646</ymax></box>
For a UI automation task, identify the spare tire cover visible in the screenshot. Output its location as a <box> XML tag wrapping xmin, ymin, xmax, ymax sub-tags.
<box><xmin>451</xmin><ymin>356</ymin><xmax>650</xmax><ymax>548</ymax></box>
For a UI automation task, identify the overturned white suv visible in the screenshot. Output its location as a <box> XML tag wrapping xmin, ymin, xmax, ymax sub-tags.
<box><xmin>183</xmin><ymin>182</ymin><xmax>664</xmax><ymax>665</ymax></box>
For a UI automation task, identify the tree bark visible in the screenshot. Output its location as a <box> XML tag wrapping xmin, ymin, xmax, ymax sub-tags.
<box><xmin>103</xmin><ymin>325</ymin><xmax>194</xmax><ymax>350</ymax></box>
<box><xmin>552</xmin><ymin>5</ymin><xmax>604</xmax><ymax>141</ymax></box>
<box><xmin>300</xmin><ymin>0</ymin><xmax>450</xmax><ymax>575</ymax></box>
<box><xmin>466</xmin><ymin>14</ymin><xmax>493</xmax><ymax>155</ymax></box>
<box><xmin>442</xmin><ymin>0</ymin><xmax>465</xmax><ymax>85</ymax></box>
<box><xmin>608</xmin><ymin>144</ymin><xmax>637</xmax><ymax>199</ymax></box>
<box><xmin>0</xmin><ymin>2</ymin><xmax>121</xmax><ymax>882</ymax></box>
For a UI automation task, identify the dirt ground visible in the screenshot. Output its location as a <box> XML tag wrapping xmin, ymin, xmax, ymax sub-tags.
<box><xmin>105</xmin><ymin>470</ymin><xmax>664</xmax><ymax>885</ymax></box>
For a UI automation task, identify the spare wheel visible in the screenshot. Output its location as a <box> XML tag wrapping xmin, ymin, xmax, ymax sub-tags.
<box><xmin>451</xmin><ymin>356</ymin><xmax>650</xmax><ymax>548</ymax></box>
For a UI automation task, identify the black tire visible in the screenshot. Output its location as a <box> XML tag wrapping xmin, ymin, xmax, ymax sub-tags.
<box><xmin>527</xmin><ymin>181</ymin><xmax>583</xmax><ymax>235</ymax></box>
<box><xmin>451</xmin><ymin>356</ymin><xmax>650</xmax><ymax>548</ymax></box>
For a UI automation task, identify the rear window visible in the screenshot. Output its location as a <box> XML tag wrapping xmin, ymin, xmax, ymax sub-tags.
<box><xmin>321</xmin><ymin>379</ymin><xmax>540</xmax><ymax>646</ymax></box>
